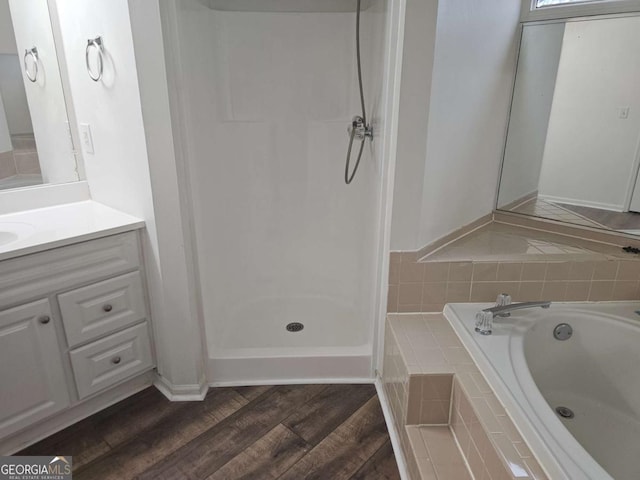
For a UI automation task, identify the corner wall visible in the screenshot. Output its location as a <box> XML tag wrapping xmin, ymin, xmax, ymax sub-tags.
<box><xmin>390</xmin><ymin>0</ymin><xmax>521</xmax><ymax>251</ymax></box>
<box><xmin>53</xmin><ymin>0</ymin><xmax>207</xmax><ymax>398</ymax></box>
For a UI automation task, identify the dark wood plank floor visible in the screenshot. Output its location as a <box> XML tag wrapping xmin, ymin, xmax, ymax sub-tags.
<box><xmin>19</xmin><ymin>384</ymin><xmax>400</xmax><ymax>480</ymax></box>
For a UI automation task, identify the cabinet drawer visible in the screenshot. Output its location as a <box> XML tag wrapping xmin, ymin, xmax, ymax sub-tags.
<box><xmin>0</xmin><ymin>232</ymin><xmax>140</xmax><ymax>309</ymax></box>
<box><xmin>69</xmin><ymin>322</ymin><xmax>153</xmax><ymax>399</ymax></box>
<box><xmin>59</xmin><ymin>272</ymin><xmax>147</xmax><ymax>347</ymax></box>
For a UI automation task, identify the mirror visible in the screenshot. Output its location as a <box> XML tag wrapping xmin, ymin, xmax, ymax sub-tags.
<box><xmin>0</xmin><ymin>0</ymin><xmax>79</xmax><ymax>191</ymax></box>
<box><xmin>497</xmin><ymin>14</ymin><xmax>640</xmax><ymax>235</ymax></box>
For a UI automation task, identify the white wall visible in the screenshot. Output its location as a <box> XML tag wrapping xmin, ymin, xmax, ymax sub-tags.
<box><xmin>389</xmin><ymin>0</ymin><xmax>438</xmax><ymax>251</ymax></box>
<box><xmin>416</xmin><ymin>0</ymin><xmax>521</xmax><ymax>247</ymax></box>
<box><xmin>0</xmin><ymin>0</ymin><xmax>16</xmax><ymax>54</ymax></box>
<box><xmin>497</xmin><ymin>22</ymin><xmax>565</xmax><ymax>208</ymax></box>
<box><xmin>0</xmin><ymin>92</ymin><xmax>11</xmax><ymax>152</ymax></box>
<box><xmin>0</xmin><ymin>55</ymin><xmax>32</xmax><ymax>135</ymax></box>
<box><xmin>538</xmin><ymin>16</ymin><xmax>640</xmax><ymax>211</ymax></box>
<box><xmin>8</xmin><ymin>0</ymin><xmax>75</xmax><ymax>182</ymax></box>
<box><xmin>53</xmin><ymin>0</ymin><xmax>207</xmax><ymax>396</ymax></box>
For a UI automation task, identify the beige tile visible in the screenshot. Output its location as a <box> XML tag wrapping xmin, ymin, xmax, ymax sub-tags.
<box><xmin>407</xmin><ymin>377</ymin><xmax>423</xmax><ymax>424</ymax></box>
<box><xmin>414</xmin><ymin>347</ymin><xmax>448</xmax><ymax>369</ymax></box>
<box><xmin>422</xmin><ymin>282</ymin><xmax>447</xmax><ymax>305</ymax></box>
<box><xmin>400</xmin><ymin>252</ymin><xmax>418</xmax><ymax>263</ymax></box>
<box><xmin>399</xmin><ymin>261</ymin><xmax>425</xmax><ymax>283</ymax></box>
<box><xmin>470</xmin><ymin>282</ymin><xmax>516</xmax><ymax>302</ymax></box>
<box><xmin>422</xmin><ymin>374</ymin><xmax>453</xmax><ymax>402</ymax></box>
<box><xmin>407</xmin><ymin>426</ymin><xmax>429</xmax><ymax>458</ymax></box>
<box><xmin>513</xmin><ymin>441</ymin><xmax>533</xmax><ymax>459</ymax></box>
<box><xmin>497</xmin><ymin>415</ymin><xmax>524</xmax><ymax>444</ymax></box>
<box><xmin>521</xmin><ymin>263</ymin><xmax>547</xmax><ymax>281</ymax></box>
<box><xmin>492</xmin><ymin>433</ymin><xmax>531</xmax><ymax>479</ymax></box>
<box><xmin>421</xmin><ymin>303</ymin><xmax>445</xmax><ymax>313</ymax></box>
<box><xmin>484</xmin><ymin>393</ymin><xmax>507</xmax><ymax>417</ymax></box>
<box><xmin>390</xmin><ymin>252</ymin><xmax>402</xmax><ymax>264</ymax></box>
<box><xmin>524</xmin><ymin>458</ymin><xmax>550</xmax><ymax>480</ymax></box>
<box><xmin>472</xmin><ymin>262</ymin><xmax>498</xmax><ymax>281</ymax></box>
<box><xmin>616</xmin><ymin>261</ymin><xmax>640</xmax><ymax>281</ymax></box>
<box><xmin>421</xmin><ymin>426</ymin><xmax>462</xmax><ymax>464</ymax></box>
<box><xmin>446</xmin><ymin>282</ymin><xmax>471</xmax><ymax>303</ymax></box>
<box><xmin>565</xmin><ymin>282</ymin><xmax>590</xmax><ymax>301</ymax></box>
<box><xmin>420</xmin><ymin>399</ymin><xmax>450</xmax><ymax>424</ymax></box>
<box><xmin>588</xmin><ymin>281</ymin><xmax>615</xmax><ymax>301</ymax></box>
<box><xmin>612</xmin><ymin>281</ymin><xmax>639</xmax><ymax>300</ymax></box>
<box><xmin>443</xmin><ymin>347</ymin><xmax>473</xmax><ymax>365</ymax></box>
<box><xmin>387</xmin><ymin>285</ymin><xmax>398</xmax><ymax>312</ymax></box>
<box><xmin>541</xmin><ymin>281</ymin><xmax>567</xmax><ymax>301</ymax></box>
<box><xmin>0</xmin><ymin>151</ymin><xmax>16</xmax><ymax>179</ymax></box>
<box><xmin>545</xmin><ymin>262</ymin><xmax>571</xmax><ymax>281</ymax></box>
<box><xmin>416</xmin><ymin>458</ymin><xmax>438</xmax><ymax>480</ymax></box>
<box><xmin>451</xmin><ymin>413</ymin><xmax>471</xmax><ymax>455</ymax></box>
<box><xmin>466</xmin><ymin>439</ymin><xmax>485</xmax><ymax>479</ymax></box>
<box><xmin>516</xmin><ymin>282</ymin><xmax>544</xmax><ymax>302</ymax></box>
<box><xmin>398</xmin><ymin>284</ymin><xmax>422</xmax><ymax>305</ymax></box>
<box><xmin>433</xmin><ymin>463</ymin><xmax>472</xmax><ymax>480</ymax></box>
<box><xmin>473</xmin><ymin>398</ymin><xmax>503</xmax><ymax>434</ymax></box>
<box><xmin>397</xmin><ymin>304</ymin><xmax>421</xmax><ymax>313</ymax></box>
<box><xmin>449</xmin><ymin>262</ymin><xmax>473</xmax><ymax>281</ymax></box>
<box><xmin>593</xmin><ymin>261</ymin><xmax>618</xmax><ymax>280</ymax></box>
<box><xmin>568</xmin><ymin>261</ymin><xmax>594</xmax><ymax>281</ymax></box>
<box><xmin>14</xmin><ymin>152</ymin><xmax>41</xmax><ymax>174</ymax></box>
<box><xmin>424</xmin><ymin>262</ymin><xmax>450</xmax><ymax>282</ymax></box>
<box><xmin>388</xmin><ymin>262</ymin><xmax>400</xmax><ymax>285</ymax></box>
<box><xmin>496</xmin><ymin>262</ymin><xmax>522</xmax><ymax>281</ymax></box>
<box><xmin>433</xmin><ymin>329</ymin><xmax>462</xmax><ymax>347</ymax></box>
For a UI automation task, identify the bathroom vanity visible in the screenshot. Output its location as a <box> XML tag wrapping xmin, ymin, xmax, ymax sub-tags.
<box><xmin>0</xmin><ymin>201</ymin><xmax>154</xmax><ymax>453</ymax></box>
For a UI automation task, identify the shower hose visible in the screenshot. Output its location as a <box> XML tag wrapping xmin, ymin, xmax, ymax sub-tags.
<box><xmin>344</xmin><ymin>0</ymin><xmax>371</xmax><ymax>185</ymax></box>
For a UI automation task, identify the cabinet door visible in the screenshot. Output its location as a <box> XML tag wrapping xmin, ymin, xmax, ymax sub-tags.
<box><xmin>0</xmin><ymin>300</ymin><xmax>70</xmax><ymax>438</ymax></box>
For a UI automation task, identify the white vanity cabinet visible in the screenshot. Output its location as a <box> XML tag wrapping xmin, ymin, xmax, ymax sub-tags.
<box><xmin>0</xmin><ymin>299</ymin><xmax>70</xmax><ymax>438</ymax></box>
<box><xmin>0</xmin><ymin>229</ymin><xmax>154</xmax><ymax>443</ymax></box>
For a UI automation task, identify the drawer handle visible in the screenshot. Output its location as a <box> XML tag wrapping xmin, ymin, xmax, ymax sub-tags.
<box><xmin>102</xmin><ymin>304</ymin><xmax>113</xmax><ymax>313</ymax></box>
<box><xmin>38</xmin><ymin>315</ymin><xmax>50</xmax><ymax>324</ymax></box>
<box><xmin>111</xmin><ymin>356</ymin><xmax>121</xmax><ymax>365</ymax></box>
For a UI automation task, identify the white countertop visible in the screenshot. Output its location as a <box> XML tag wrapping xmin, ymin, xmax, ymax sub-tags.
<box><xmin>0</xmin><ymin>200</ymin><xmax>145</xmax><ymax>261</ymax></box>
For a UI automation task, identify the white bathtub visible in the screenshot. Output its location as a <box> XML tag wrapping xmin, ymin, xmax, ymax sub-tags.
<box><xmin>445</xmin><ymin>301</ymin><xmax>640</xmax><ymax>480</ymax></box>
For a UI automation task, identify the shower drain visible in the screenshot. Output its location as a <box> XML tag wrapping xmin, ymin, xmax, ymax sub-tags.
<box><xmin>286</xmin><ymin>322</ymin><xmax>304</xmax><ymax>332</ymax></box>
<box><xmin>555</xmin><ymin>406</ymin><xmax>575</xmax><ymax>419</ymax></box>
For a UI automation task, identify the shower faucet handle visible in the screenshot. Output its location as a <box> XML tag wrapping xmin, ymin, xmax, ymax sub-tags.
<box><xmin>347</xmin><ymin>115</ymin><xmax>373</xmax><ymax>141</ymax></box>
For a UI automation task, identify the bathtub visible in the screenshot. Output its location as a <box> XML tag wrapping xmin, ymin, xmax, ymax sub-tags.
<box><xmin>444</xmin><ymin>301</ymin><xmax>640</xmax><ymax>480</ymax></box>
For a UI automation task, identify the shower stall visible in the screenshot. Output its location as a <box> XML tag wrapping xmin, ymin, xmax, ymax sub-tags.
<box><xmin>163</xmin><ymin>0</ymin><xmax>401</xmax><ymax>383</ymax></box>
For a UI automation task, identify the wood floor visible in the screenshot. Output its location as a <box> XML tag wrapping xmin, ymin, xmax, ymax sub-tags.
<box><xmin>19</xmin><ymin>384</ymin><xmax>400</xmax><ymax>480</ymax></box>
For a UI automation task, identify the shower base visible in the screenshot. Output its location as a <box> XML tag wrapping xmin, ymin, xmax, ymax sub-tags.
<box><xmin>208</xmin><ymin>346</ymin><xmax>372</xmax><ymax>385</ymax></box>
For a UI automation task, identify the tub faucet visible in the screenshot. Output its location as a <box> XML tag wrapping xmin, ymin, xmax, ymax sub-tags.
<box><xmin>475</xmin><ymin>301</ymin><xmax>551</xmax><ymax>335</ymax></box>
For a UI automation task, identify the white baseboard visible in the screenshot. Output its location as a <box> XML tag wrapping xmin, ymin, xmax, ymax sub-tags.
<box><xmin>154</xmin><ymin>374</ymin><xmax>208</xmax><ymax>401</ymax></box>
<box><xmin>1</xmin><ymin>372</ymin><xmax>154</xmax><ymax>455</ymax></box>
<box><xmin>375</xmin><ymin>376</ymin><xmax>410</xmax><ymax>480</ymax></box>
<box><xmin>210</xmin><ymin>377</ymin><xmax>374</xmax><ymax>388</ymax></box>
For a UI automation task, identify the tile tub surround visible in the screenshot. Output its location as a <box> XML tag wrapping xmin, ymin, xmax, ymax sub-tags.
<box><xmin>383</xmin><ymin>314</ymin><xmax>548</xmax><ymax>480</ymax></box>
<box><xmin>387</xmin><ymin>223</ymin><xmax>640</xmax><ymax>313</ymax></box>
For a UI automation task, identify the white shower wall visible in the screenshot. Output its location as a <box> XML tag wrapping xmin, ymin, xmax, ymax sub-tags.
<box><xmin>172</xmin><ymin>0</ymin><xmax>390</xmax><ymax>382</ymax></box>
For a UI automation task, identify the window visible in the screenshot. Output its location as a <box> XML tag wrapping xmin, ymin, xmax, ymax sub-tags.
<box><xmin>536</xmin><ymin>0</ymin><xmax>598</xmax><ymax>6</ymax></box>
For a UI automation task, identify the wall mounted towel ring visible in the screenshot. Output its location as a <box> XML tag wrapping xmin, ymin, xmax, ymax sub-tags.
<box><xmin>86</xmin><ymin>36</ymin><xmax>104</xmax><ymax>82</ymax></box>
<box><xmin>23</xmin><ymin>47</ymin><xmax>38</xmax><ymax>83</ymax></box>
